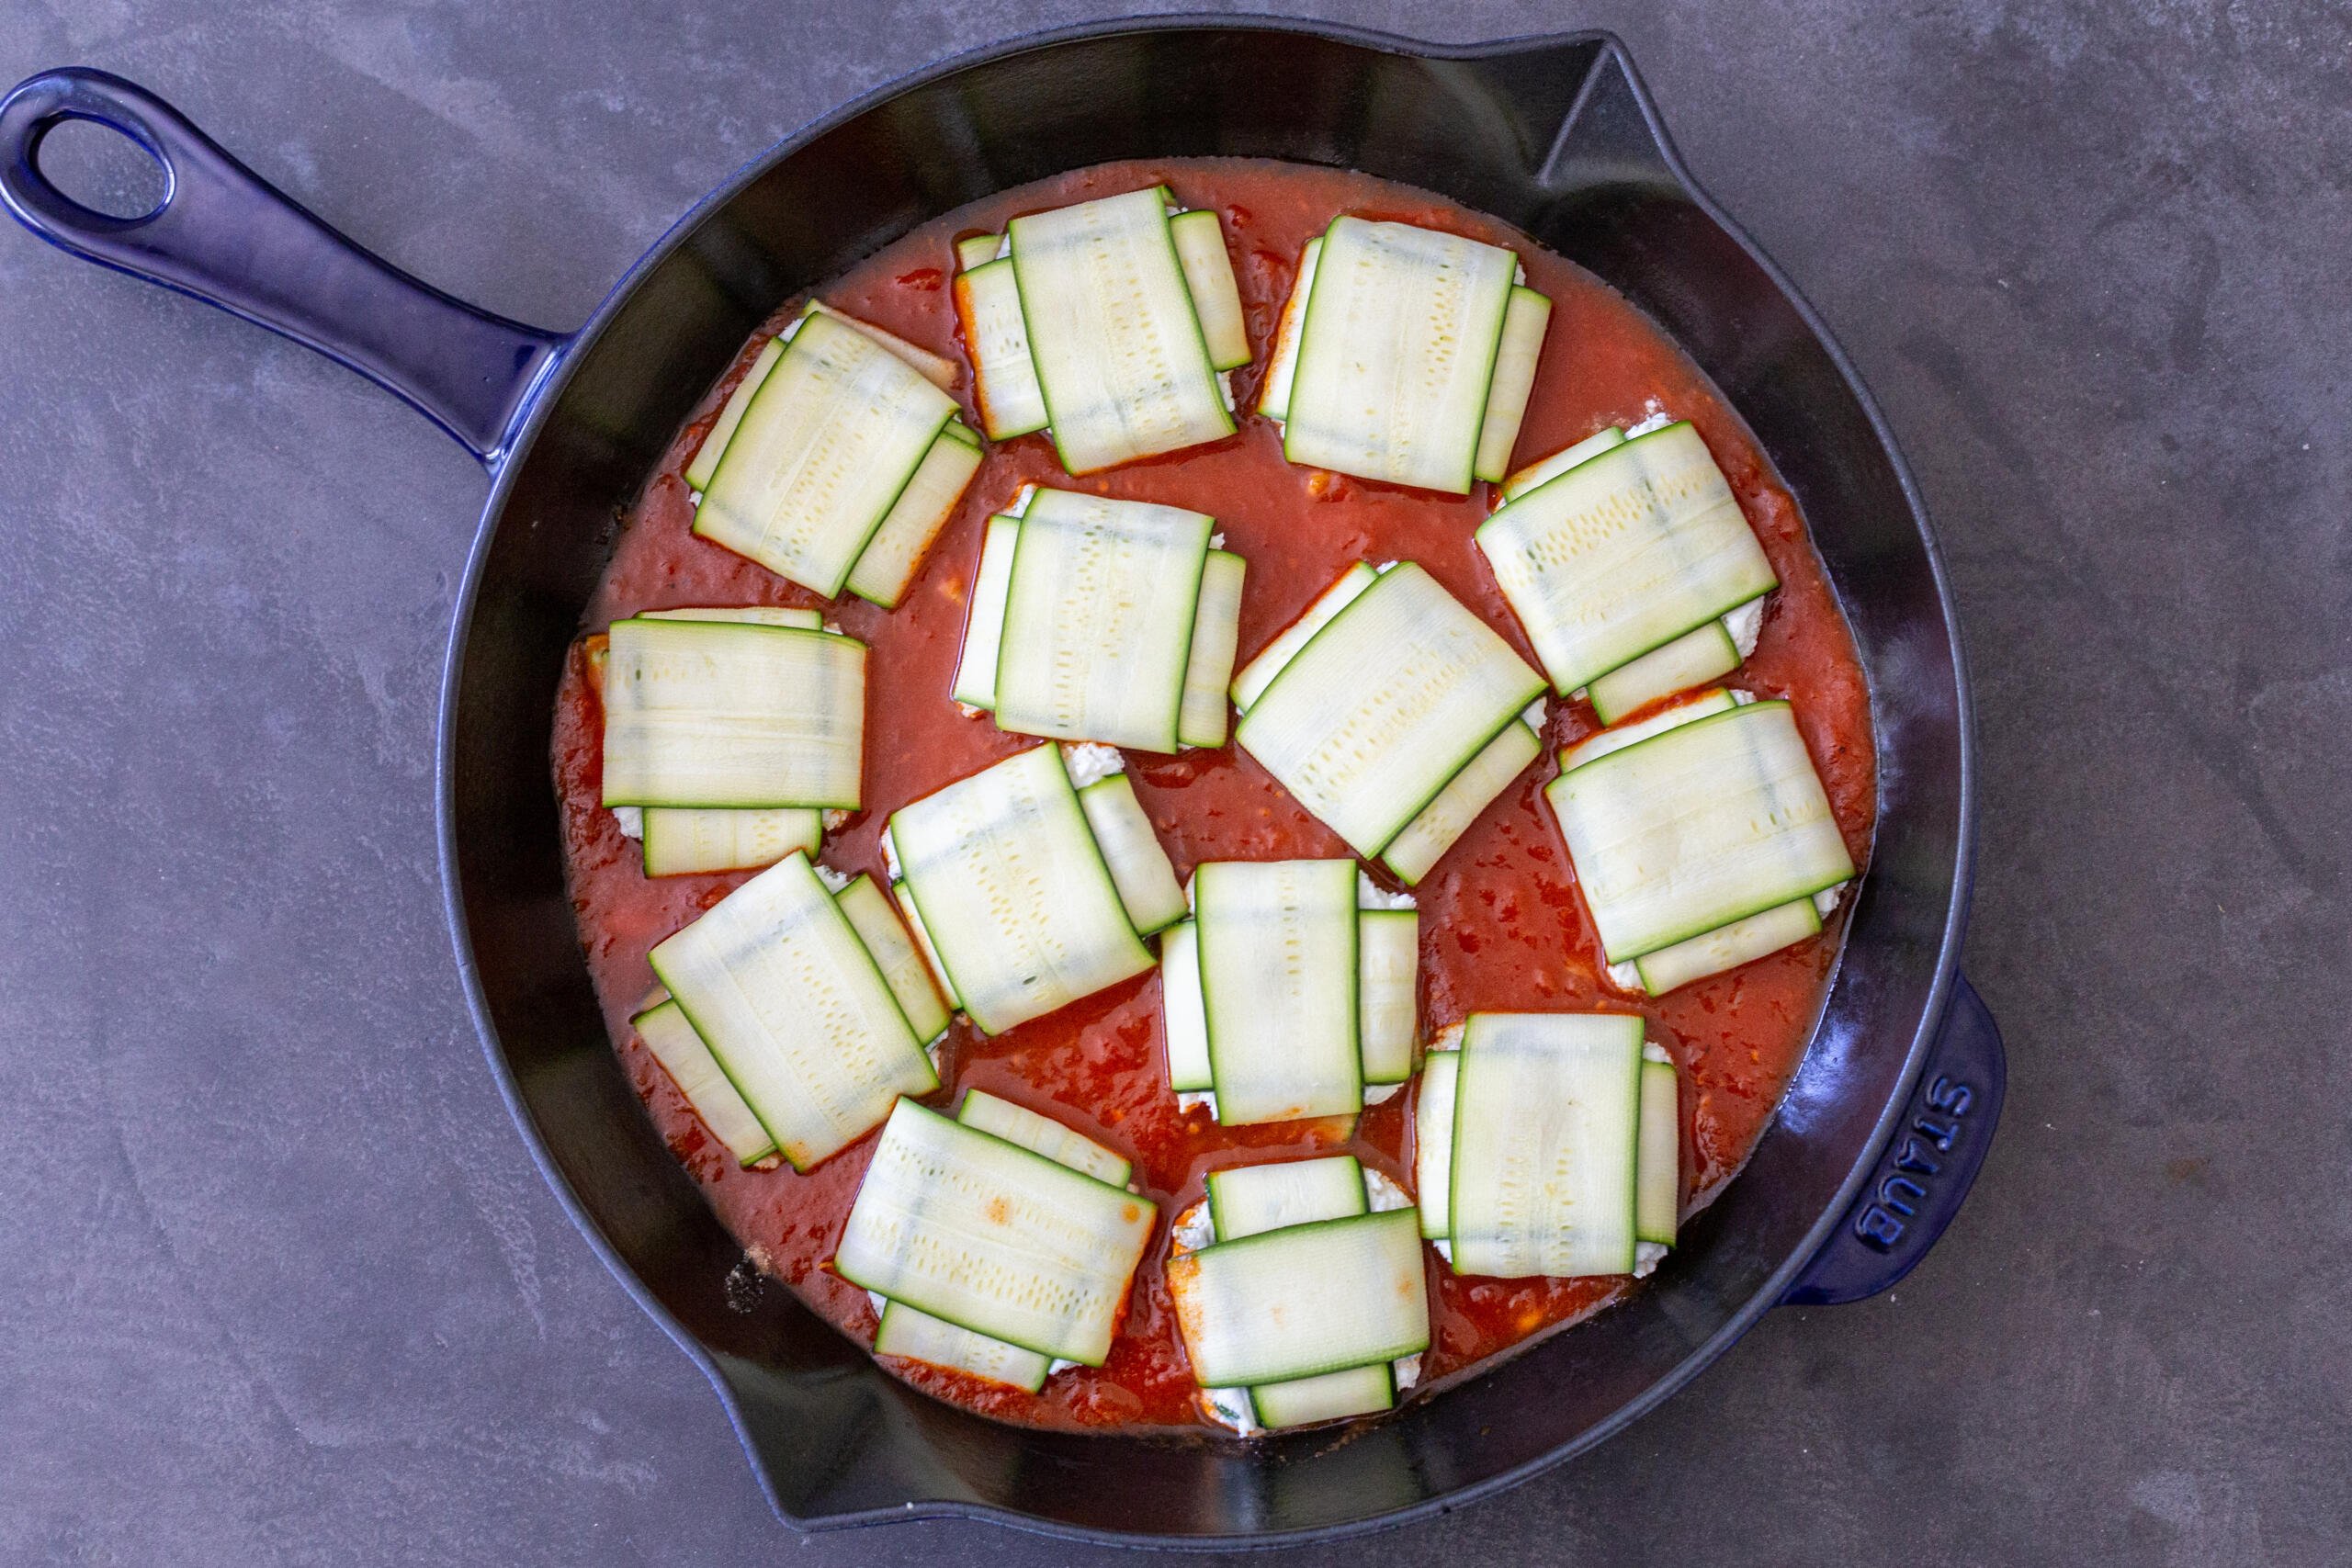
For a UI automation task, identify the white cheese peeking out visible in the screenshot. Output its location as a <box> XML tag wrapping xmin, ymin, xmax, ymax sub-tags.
<box><xmin>1176</xmin><ymin>1089</ymin><xmax>1216</xmax><ymax>1115</ymax></box>
<box><xmin>1217</xmin><ymin>371</ymin><xmax>1236</xmax><ymax>412</ymax></box>
<box><xmin>1607</xmin><ymin>960</ymin><xmax>1643</xmax><ymax>991</ymax></box>
<box><xmin>879</xmin><ymin>827</ymin><xmax>902</xmax><ymax>883</ymax></box>
<box><xmin>612</xmin><ymin>806</ymin><xmax>644</xmax><ymax>840</ymax></box>
<box><xmin>1623</xmin><ymin>403</ymin><xmax>1672</xmax><ymax>437</ymax></box>
<box><xmin>1363</xmin><ymin>1082</ymin><xmax>1403</xmax><ymax>1106</ymax></box>
<box><xmin>1060</xmin><ymin>741</ymin><xmax>1125</xmax><ymax>789</ymax></box>
<box><xmin>822</xmin><ymin>808</ymin><xmax>851</xmax><ymax>831</ymax></box>
<box><xmin>1428</xmin><ymin>1021</ymin><xmax>1464</xmax><ymax>1054</ymax></box>
<box><xmin>1723</xmin><ymin>596</ymin><xmax>1766</xmax><ymax>659</ymax></box>
<box><xmin>1634</xmin><ymin>1242</ymin><xmax>1669</xmax><ymax>1279</ymax></box>
<box><xmin>1814</xmin><ymin>881</ymin><xmax>1849</xmax><ymax>917</ymax></box>
<box><xmin>1521</xmin><ymin>695</ymin><xmax>1549</xmax><ymax>731</ymax></box>
<box><xmin>687</xmin><ymin>490</ymin><xmax>704</xmax><ymax>508</ymax></box>
<box><xmin>1355</xmin><ymin>870</ymin><xmax>1416</xmax><ymax>911</ymax></box>
<box><xmin>1005</xmin><ymin>483</ymin><xmax>1037</xmax><ymax>517</ymax></box>
<box><xmin>1208</xmin><ymin>531</ymin><xmax>1225</xmax><ymax>549</ymax></box>
<box><xmin>813</xmin><ymin>863</ymin><xmax>854</xmax><ymax>894</ymax></box>
<box><xmin>956</xmin><ymin>702</ymin><xmax>985</xmax><ymax>719</ymax></box>
<box><xmin>1643</xmin><ymin>1040</ymin><xmax>1671</xmax><ymax>1065</ymax></box>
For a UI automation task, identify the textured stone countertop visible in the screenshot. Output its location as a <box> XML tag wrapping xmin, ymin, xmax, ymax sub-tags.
<box><xmin>2</xmin><ymin>2</ymin><xmax>2343</xmax><ymax>1564</ymax></box>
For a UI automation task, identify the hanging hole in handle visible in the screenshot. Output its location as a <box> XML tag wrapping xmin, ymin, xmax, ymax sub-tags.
<box><xmin>33</xmin><ymin>113</ymin><xmax>170</xmax><ymax>220</ymax></box>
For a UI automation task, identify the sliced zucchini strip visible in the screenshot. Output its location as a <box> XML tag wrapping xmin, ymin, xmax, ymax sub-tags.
<box><xmin>889</xmin><ymin>746</ymin><xmax>1155</xmax><ymax>1034</ymax></box>
<box><xmin>640</xmin><ymin>806</ymin><xmax>823</xmax><ymax>877</ymax></box>
<box><xmin>1177</xmin><ymin>550</ymin><xmax>1247</xmax><ymax>750</ymax></box>
<box><xmin>1476</xmin><ymin>421</ymin><xmax>1778</xmax><ymax>694</ymax></box>
<box><xmin>1254</xmin><ymin>236</ymin><xmax>1322</xmax><ymax>423</ymax></box>
<box><xmin>1207</xmin><ymin>1155</ymin><xmax>1367</xmax><ymax>1242</ymax></box>
<box><xmin>1447</xmin><ymin>1012</ymin><xmax>1643</xmax><ymax>1278</ymax></box>
<box><xmin>1559</xmin><ymin>687</ymin><xmax>1742</xmax><ymax>773</ymax></box>
<box><xmin>833</xmin><ymin>874</ymin><xmax>952</xmax><ymax>1044</ymax></box>
<box><xmin>955</xmin><ymin>258</ymin><xmax>1049</xmax><ymax>439</ymax></box>
<box><xmin>1632</xmin><ymin>897</ymin><xmax>1824</xmax><ymax>996</ymax></box>
<box><xmin>601</xmin><ymin>617</ymin><xmax>864</xmax><ymax>809</ymax></box>
<box><xmin>1635</xmin><ymin>1052</ymin><xmax>1681</xmax><ymax>1247</ymax></box>
<box><xmin>1471</xmin><ymin>286</ymin><xmax>1553</xmax><ymax>483</ymax></box>
<box><xmin>1499</xmin><ymin>424</ymin><xmax>1624</xmax><ymax>502</ymax></box>
<box><xmin>1379</xmin><ymin>719</ymin><xmax>1543</xmax><ymax>886</ymax></box>
<box><xmin>1009</xmin><ymin>187</ymin><xmax>1235</xmax><ymax>473</ymax></box>
<box><xmin>1167</xmin><ymin>1209</ymin><xmax>1430</xmax><ymax>1387</ymax></box>
<box><xmin>1413</xmin><ymin>1049</ymin><xmax>1460</xmax><ymax>1241</ymax></box>
<box><xmin>873</xmin><ymin>1300</ymin><xmax>1050</xmax><ymax>1393</ymax></box>
<box><xmin>1357</xmin><ymin>909</ymin><xmax>1419</xmax><ymax>1086</ymax></box>
<box><xmin>1077</xmin><ymin>773</ymin><xmax>1187</xmax><ymax>936</ymax></box>
<box><xmin>1236</xmin><ymin>563</ymin><xmax>1545</xmax><ymax>859</ymax></box>
<box><xmin>843</xmin><ymin>422</ymin><xmax>985</xmax><ymax>609</ymax></box>
<box><xmin>1170</xmin><ymin>209</ymin><xmax>1250</xmax><ymax>371</ymax></box>
<box><xmin>1544</xmin><ymin>699</ymin><xmax>1855</xmax><ymax>962</ymax></box>
<box><xmin>639</xmin><ymin>604</ymin><xmax>822</xmax><ymax>628</ymax></box>
<box><xmin>1196</xmin><ymin>859</ymin><xmax>1362</xmax><ymax>1126</ymax></box>
<box><xmin>836</xmin><ymin>1100</ymin><xmax>1155</xmax><ymax>1365</ymax></box>
<box><xmin>956</xmin><ymin>1088</ymin><xmax>1131</xmax><ymax>1188</ymax></box>
<box><xmin>1587</xmin><ymin>615</ymin><xmax>1743</xmax><ymax>725</ymax></box>
<box><xmin>694</xmin><ymin>310</ymin><xmax>957</xmax><ymax>596</ymax></box>
<box><xmin>949</xmin><ymin>513</ymin><xmax>1023</xmax><ymax>710</ymax></box>
<box><xmin>1159</xmin><ymin>919</ymin><xmax>1214</xmax><ymax>1093</ymax></box>
<box><xmin>1228</xmin><ymin>561</ymin><xmax>1376</xmax><ymax>713</ymax></box>
<box><xmin>1250</xmin><ymin>1364</ymin><xmax>1396</xmax><ymax>1427</ymax></box>
<box><xmin>631</xmin><ymin>998</ymin><xmax>779</xmax><ymax>1167</ymax></box>
<box><xmin>684</xmin><ymin>337</ymin><xmax>784</xmax><ymax>492</ymax></box>
<box><xmin>890</xmin><ymin>874</ymin><xmax>960</xmax><ymax>1010</ymax></box>
<box><xmin>649</xmin><ymin>852</ymin><xmax>934</xmax><ymax>1170</ymax></box>
<box><xmin>954</xmin><ymin>232</ymin><xmax>1002</xmax><ymax>272</ymax></box>
<box><xmin>989</xmin><ymin>490</ymin><xmax>1215</xmax><ymax>752</ymax></box>
<box><xmin>1282</xmin><ymin>217</ymin><xmax>1520</xmax><ymax>494</ymax></box>
<box><xmin>802</xmin><ymin>299</ymin><xmax>958</xmax><ymax>391</ymax></box>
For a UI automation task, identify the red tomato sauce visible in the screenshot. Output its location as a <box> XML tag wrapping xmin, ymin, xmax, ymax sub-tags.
<box><xmin>549</xmin><ymin>160</ymin><xmax>1877</xmax><ymax>1433</ymax></box>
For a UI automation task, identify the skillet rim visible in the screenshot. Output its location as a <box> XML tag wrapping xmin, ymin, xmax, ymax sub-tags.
<box><xmin>433</xmin><ymin>14</ymin><xmax>1976</xmax><ymax>1546</ymax></box>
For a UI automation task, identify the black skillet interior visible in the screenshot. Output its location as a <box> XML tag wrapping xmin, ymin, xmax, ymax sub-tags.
<box><xmin>439</xmin><ymin>22</ymin><xmax>1966</xmax><ymax>1546</ymax></box>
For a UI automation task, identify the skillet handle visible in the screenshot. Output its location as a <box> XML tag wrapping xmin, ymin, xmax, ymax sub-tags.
<box><xmin>0</xmin><ymin>67</ymin><xmax>565</xmax><ymax>466</ymax></box>
<box><xmin>1780</xmin><ymin>974</ymin><xmax>2006</xmax><ymax>1306</ymax></box>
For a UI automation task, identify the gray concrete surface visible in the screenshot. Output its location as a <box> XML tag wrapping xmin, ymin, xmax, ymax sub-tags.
<box><xmin>2</xmin><ymin>2</ymin><xmax>2344</xmax><ymax>1563</ymax></box>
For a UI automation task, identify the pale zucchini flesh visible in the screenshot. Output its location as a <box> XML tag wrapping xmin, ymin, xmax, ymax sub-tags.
<box><xmin>873</xmin><ymin>1299</ymin><xmax>1050</xmax><ymax>1393</ymax></box>
<box><xmin>1357</xmin><ymin>910</ymin><xmax>1419</xmax><ymax>1085</ymax></box>
<box><xmin>1635</xmin><ymin>1055</ymin><xmax>1681</xmax><ymax>1247</ymax></box>
<box><xmin>1228</xmin><ymin>561</ymin><xmax>1376</xmax><ymax>713</ymax></box>
<box><xmin>639</xmin><ymin>604</ymin><xmax>822</xmax><ymax>628</ymax></box>
<box><xmin>1254</xmin><ymin>236</ymin><xmax>1322</xmax><ymax>423</ymax></box>
<box><xmin>835</xmin><ymin>1099</ymin><xmax>1155</xmax><ymax>1364</ymax></box>
<box><xmin>1167</xmin><ymin>1209</ymin><xmax>1430</xmax><ymax>1387</ymax></box>
<box><xmin>1207</xmin><ymin>1154</ymin><xmax>1367</xmax><ymax>1241</ymax></box>
<box><xmin>1544</xmin><ymin>699</ymin><xmax>1855</xmax><ymax>962</ymax></box>
<box><xmin>891</xmin><ymin>875</ymin><xmax>961</xmax><ymax>1010</ymax></box>
<box><xmin>601</xmin><ymin>618</ymin><xmax>865</xmax><ymax>809</ymax></box>
<box><xmin>1177</xmin><ymin>550</ymin><xmax>1247</xmax><ymax>750</ymax></box>
<box><xmin>1500</xmin><ymin>425</ymin><xmax>1624</xmax><ymax>502</ymax></box>
<box><xmin>649</xmin><ymin>852</ymin><xmax>934</xmax><ymax>1170</ymax></box>
<box><xmin>950</xmin><ymin>514</ymin><xmax>1023</xmax><ymax>710</ymax></box>
<box><xmin>684</xmin><ymin>336</ymin><xmax>784</xmax><ymax>492</ymax></box>
<box><xmin>1447</xmin><ymin>1012</ymin><xmax>1644</xmax><ymax>1278</ymax></box>
<box><xmin>1077</xmin><ymin>773</ymin><xmax>1188</xmax><ymax>935</ymax></box>
<box><xmin>1009</xmin><ymin>188</ymin><xmax>1234</xmax><ymax>473</ymax></box>
<box><xmin>803</xmin><ymin>298</ymin><xmax>959</xmax><ymax>391</ymax></box>
<box><xmin>1159</xmin><ymin>919</ymin><xmax>1214</xmax><ymax>1093</ymax></box>
<box><xmin>833</xmin><ymin>874</ymin><xmax>953</xmax><ymax>1044</ymax></box>
<box><xmin>989</xmin><ymin>490</ymin><xmax>1214</xmax><ymax>752</ymax></box>
<box><xmin>1282</xmin><ymin>217</ymin><xmax>1519</xmax><ymax>494</ymax></box>
<box><xmin>1236</xmin><ymin>563</ymin><xmax>1545</xmax><ymax>858</ymax></box>
<box><xmin>889</xmin><ymin>746</ymin><xmax>1155</xmax><ymax>1034</ymax></box>
<box><xmin>1380</xmin><ymin>719</ymin><xmax>1543</xmax><ymax>886</ymax></box>
<box><xmin>955</xmin><ymin>232</ymin><xmax>1002</xmax><ymax>272</ymax></box>
<box><xmin>1249</xmin><ymin>1364</ymin><xmax>1396</xmax><ymax>1427</ymax></box>
<box><xmin>843</xmin><ymin>423</ymin><xmax>986</xmax><ymax>608</ymax></box>
<box><xmin>1587</xmin><ymin>615</ymin><xmax>1743</xmax><ymax>725</ymax></box>
<box><xmin>1471</xmin><ymin>286</ymin><xmax>1553</xmax><ymax>483</ymax></box>
<box><xmin>695</xmin><ymin>310</ymin><xmax>958</xmax><ymax>596</ymax></box>
<box><xmin>1559</xmin><ymin>687</ymin><xmax>1742</xmax><ymax>773</ymax></box>
<box><xmin>1476</xmin><ymin>421</ymin><xmax>1778</xmax><ymax>694</ymax></box>
<box><xmin>631</xmin><ymin>998</ymin><xmax>779</xmax><ymax>1167</ymax></box>
<box><xmin>1170</xmin><ymin>209</ymin><xmax>1251</xmax><ymax>371</ymax></box>
<box><xmin>640</xmin><ymin>805</ymin><xmax>823</xmax><ymax>877</ymax></box>
<box><xmin>1413</xmin><ymin>1050</ymin><xmax>1460</xmax><ymax>1240</ymax></box>
<box><xmin>1632</xmin><ymin>896</ymin><xmax>1824</xmax><ymax>996</ymax></box>
<box><xmin>1196</xmin><ymin>859</ymin><xmax>1362</xmax><ymax>1125</ymax></box>
<box><xmin>956</xmin><ymin>1088</ymin><xmax>1131</xmax><ymax>1188</ymax></box>
<box><xmin>956</xmin><ymin>260</ymin><xmax>1050</xmax><ymax>439</ymax></box>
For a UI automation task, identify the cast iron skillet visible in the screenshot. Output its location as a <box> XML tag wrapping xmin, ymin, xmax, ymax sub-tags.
<box><xmin>0</xmin><ymin>20</ymin><xmax>2006</xmax><ymax>1546</ymax></box>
